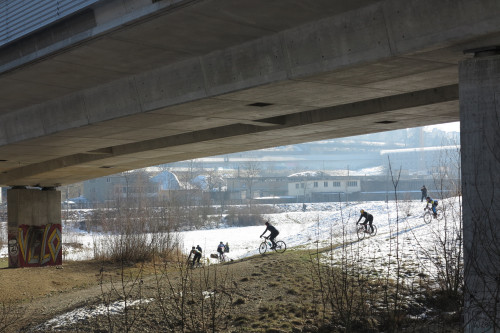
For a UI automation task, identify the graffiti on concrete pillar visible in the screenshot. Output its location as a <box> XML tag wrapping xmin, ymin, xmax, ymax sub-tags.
<box><xmin>16</xmin><ymin>224</ymin><xmax>62</xmax><ymax>267</ymax></box>
<box><xmin>7</xmin><ymin>236</ymin><xmax>19</xmax><ymax>268</ymax></box>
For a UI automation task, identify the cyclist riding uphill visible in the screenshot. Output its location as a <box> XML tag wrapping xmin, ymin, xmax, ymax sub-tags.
<box><xmin>357</xmin><ymin>209</ymin><xmax>374</xmax><ymax>233</ymax></box>
<box><xmin>260</xmin><ymin>221</ymin><xmax>279</xmax><ymax>249</ymax></box>
<box><xmin>426</xmin><ymin>196</ymin><xmax>439</xmax><ymax>218</ymax></box>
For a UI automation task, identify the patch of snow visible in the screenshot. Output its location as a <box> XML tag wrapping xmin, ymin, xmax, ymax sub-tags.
<box><xmin>34</xmin><ymin>298</ymin><xmax>153</xmax><ymax>331</ymax></box>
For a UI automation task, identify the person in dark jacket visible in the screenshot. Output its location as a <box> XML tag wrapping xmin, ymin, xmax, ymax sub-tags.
<box><xmin>217</xmin><ymin>242</ymin><xmax>226</xmax><ymax>261</ymax></box>
<box><xmin>421</xmin><ymin>185</ymin><xmax>427</xmax><ymax>202</ymax></box>
<box><xmin>357</xmin><ymin>209</ymin><xmax>374</xmax><ymax>233</ymax></box>
<box><xmin>189</xmin><ymin>246</ymin><xmax>202</xmax><ymax>267</ymax></box>
<box><xmin>260</xmin><ymin>221</ymin><xmax>279</xmax><ymax>249</ymax></box>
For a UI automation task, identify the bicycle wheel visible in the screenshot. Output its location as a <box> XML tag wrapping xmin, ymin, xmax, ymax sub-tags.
<box><xmin>259</xmin><ymin>241</ymin><xmax>268</xmax><ymax>254</ymax></box>
<box><xmin>274</xmin><ymin>241</ymin><xmax>286</xmax><ymax>253</ymax></box>
<box><xmin>436</xmin><ymin>209</ymin><xmax>444</xmax><ymax>220</ymax></box>
<box><xmin>423</xmin><ymin>212</ymin><xmax>432</xmax><ymax>224</ymax></box>
<box><xmin>357</xmin><ymin>226</ymin><xmax>366</xmax><ymax>240</ymax></box>
<box><xmin>369</xmin><ymin>225</ymin><xmax>377</xmax><ymax>236</ymax></box>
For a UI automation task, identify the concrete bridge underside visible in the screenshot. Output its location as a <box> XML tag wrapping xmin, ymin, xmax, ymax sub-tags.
<box><xmin>1</xmin><ymin>0</ymin><xmax>499</xmax><ymax>187</ymax></box>
<box><xmin>1</xmin><ymin>1</ymin><xmax>500</xmax><ymax>330</ymax></box>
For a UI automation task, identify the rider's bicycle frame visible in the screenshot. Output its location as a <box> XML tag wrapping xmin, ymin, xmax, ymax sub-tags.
<box><xmin>259</xmin><ymin>235</ymin><xmax>286</xmax><ymax>254</ymax></box>
<box><xmin>356</xmin><ymin>222</ymin><xmax>377</xmax><ymax>240</ymax></box>
<box><xmin>423</xmin><ymin>206</ymin><xmax>444</xmax><ymax>223</ymax></box>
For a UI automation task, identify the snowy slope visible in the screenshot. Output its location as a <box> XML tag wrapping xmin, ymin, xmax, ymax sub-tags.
<box><xmin>1</xmin><ymin>198</ymin><xmax>462</xmax><ymax>285</ymax></box>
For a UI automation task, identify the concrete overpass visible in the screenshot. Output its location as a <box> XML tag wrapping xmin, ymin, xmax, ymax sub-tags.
<box><xmin>1</xmin><ymin>0</ymin><xmax>500</xmax><ymax>330</ymax></box>
<box><xmin>4</xmin><ymin>0</ymin><xmax>492</xmax><ymax>188</ymax></box>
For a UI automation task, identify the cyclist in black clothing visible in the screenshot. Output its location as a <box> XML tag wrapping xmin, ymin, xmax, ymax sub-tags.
<box><xmin>260</xmin><ymin>221</ymin><xmax>279</xmax><ymax>249</ymax></box>
<box><xmin>357</xmin><ymin>209</ymin><xmax>374</xmax><ymax>233</ymax></box>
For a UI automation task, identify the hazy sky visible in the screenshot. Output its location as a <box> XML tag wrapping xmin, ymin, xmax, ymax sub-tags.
<box><xmin>424</xmin><ymin>121</ymin><xmax>460</xmax><ymax>132</ymax></box>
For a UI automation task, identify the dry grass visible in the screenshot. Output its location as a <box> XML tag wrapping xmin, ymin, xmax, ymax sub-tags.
<box><xmin>1</xmin><ymin>247</ymin><xmax>462</xmax><ymax>332</ymax></box>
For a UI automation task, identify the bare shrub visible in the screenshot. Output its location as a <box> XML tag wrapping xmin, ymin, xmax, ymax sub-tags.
<box><xmin>408</xmin><ymin>196</ymin><xmax>463</xmax><ymax>308</ymax></box>
<box><xmin>380</xmin><ymin>158</ymin><xmax>406</xmax><ymax>331</ymax></box>
<box><xmin>309</xmin><ymin>157</ymin><xmax>462</xmax><ymax>332</ymax></box>
<box><xmin>398</xmin><ymin>193</ymin><xmax>415</xmax><ymax>217</ymax></box>
<box><xmin>95</xmin><ymin>262</ymin><xmax>149</xmax><ymax>332</ymax></box>
<box><xmin>311</xmin><ymin>247</ymin><xmax>382</xmax><ymax>331</ymax></box>
<box><xmin>409</xmin><ymin>142</ymin><xmax>463</xmax><ymax>315</ymax></box>
<box><xmin>91</xmin><ymin>205</ymin><xmax>180</xmax><ymax>263</ymax></box>
<box><xmin>152</xmin><ymin>252</ymin><xmax>235</xmax><ymax>332</ymax></box>
<box><xmin>0</xmin><ymin>302</ymin><xmax>22</xmax><ymax>333</ymax></box>
<box><xmin>309</xmin><ymin>201</ymin><xmax>382</xmax><ymax>331</ymax></box>
<box><xmin>62</xmin><ymin>232</ymin><xmax>84</xmax><ymax>260</ymax></box>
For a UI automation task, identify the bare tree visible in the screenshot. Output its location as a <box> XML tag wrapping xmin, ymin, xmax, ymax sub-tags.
<box><xmin>240</xmin><ymin>160</ymin><xmax>261</xmax><ymax>209</ymax></box>
<box><xmin>204</xmin><ymin>168</ymin><xmax>226</xmax><ymax>223</ymax></box>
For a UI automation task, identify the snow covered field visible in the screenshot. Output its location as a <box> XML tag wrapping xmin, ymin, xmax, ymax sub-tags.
<box><xmin>1</xmin><ymin>198</ymin><xmax>462</xmax><ymax>283</ymax></box>
<box><xmin>175</xmin><ymin>198</ymin><xmax>461</xmax><ymax>284</ymax></box>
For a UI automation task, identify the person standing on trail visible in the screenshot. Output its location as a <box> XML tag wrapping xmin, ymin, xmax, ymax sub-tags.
<box><xmin>260</xmin><ymin>221</ymin><xmax>279</xmax><ymax>249</ymax></box>
<box><xmin>217</xmin><ymin>242</ymin><xmax>226</xmax><ymax>261</ymax></box>
<box><xmin>421</xmin><ymin>185</ymin><xmax>427</xmax><ymax>202</ymax></box>
<box><xmin>357</xmin><ymin>209</ymin><xmax>374</xmax><ymax>233</ymax></box>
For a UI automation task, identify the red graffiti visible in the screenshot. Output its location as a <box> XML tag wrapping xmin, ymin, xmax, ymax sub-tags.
<box><xmin>13</xmin><ymin>224</ymin><xmax>62</xmax><ymax>267</ymax></box>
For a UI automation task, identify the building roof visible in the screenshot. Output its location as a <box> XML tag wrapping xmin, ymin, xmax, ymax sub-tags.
<box><xmin>150</xmin><ymin>171</ymin><xmax>181</xmax><ymax>190</ymax></box>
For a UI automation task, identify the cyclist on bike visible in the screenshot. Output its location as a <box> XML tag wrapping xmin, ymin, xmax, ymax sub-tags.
<box><xmin>357</xmin><ymin>209</ymin><xmax>374</xmax><ymax>233</ymax></box>
<box><xmin>260</xmin><ymin>221</ymin><xmax>279</xmax><ymax>249</ymax></box>
<box><xmin>425</xmin><ymin>196</ymin><xmax>439</xmax><ymax>218</ymax></box>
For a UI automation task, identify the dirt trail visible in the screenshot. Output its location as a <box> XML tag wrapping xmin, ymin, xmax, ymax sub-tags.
<box><xmin>0</xmin><ymin>260</ymin><xmax>139</xmax><ymax>332</ymax></box>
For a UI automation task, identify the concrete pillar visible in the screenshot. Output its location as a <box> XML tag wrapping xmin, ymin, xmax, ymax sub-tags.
<box><xmin>460</xmin><ymin>49</ymin><xmax>500</xmax><ymax>332</ymax></box>
<box><xmin>7</xmin><ymin>187</ymin><xmax>62</xmax><ymax>268</ymax></box>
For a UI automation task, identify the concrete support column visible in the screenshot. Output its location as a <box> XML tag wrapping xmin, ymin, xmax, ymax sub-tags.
<box><xmin>460</xmin><ymin>50</ymin><xmax>500</xmax><ymax>332</ymax></box>
<box><xmin>7</xmin><ymin>187</ymin><xmax>62</xmax><ymax>268</ymax></box>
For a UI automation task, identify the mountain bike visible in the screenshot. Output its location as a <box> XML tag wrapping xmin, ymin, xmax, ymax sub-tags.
<box><xmin>259</xmin><ymin>236</ymin><xmax>286</xmax><ymax>254</ymax></box>
<box><xmin>423</xmin><ymin>206</ymin><xmax>444</xmax><ymax>224</ymax></box>
<box><xmin>356</xmin><ymin>223</ymin><xmax>377</xmax><ymax>240</ymax></box>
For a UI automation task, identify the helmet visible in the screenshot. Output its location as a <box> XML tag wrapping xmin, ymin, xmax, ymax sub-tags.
<box><xmin>265</xmin><ymin>221</ymin><xmax>269</xmax><ymax>225</ymax></box>
<box><xmin>360</xmin><ymin>209</ymin><xmax>364</xmax><ymax>214</ymax></box>
<box><xmin>426</xmin><ymin>196</ymin><xmax>430</xmax><ymax>200</ymax></box>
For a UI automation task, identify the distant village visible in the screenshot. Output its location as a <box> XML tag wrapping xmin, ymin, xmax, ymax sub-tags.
<box><xmin>51</xmin><ymin>127</ymin><xmax>460</xmax><ymax>208</ymax></box>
